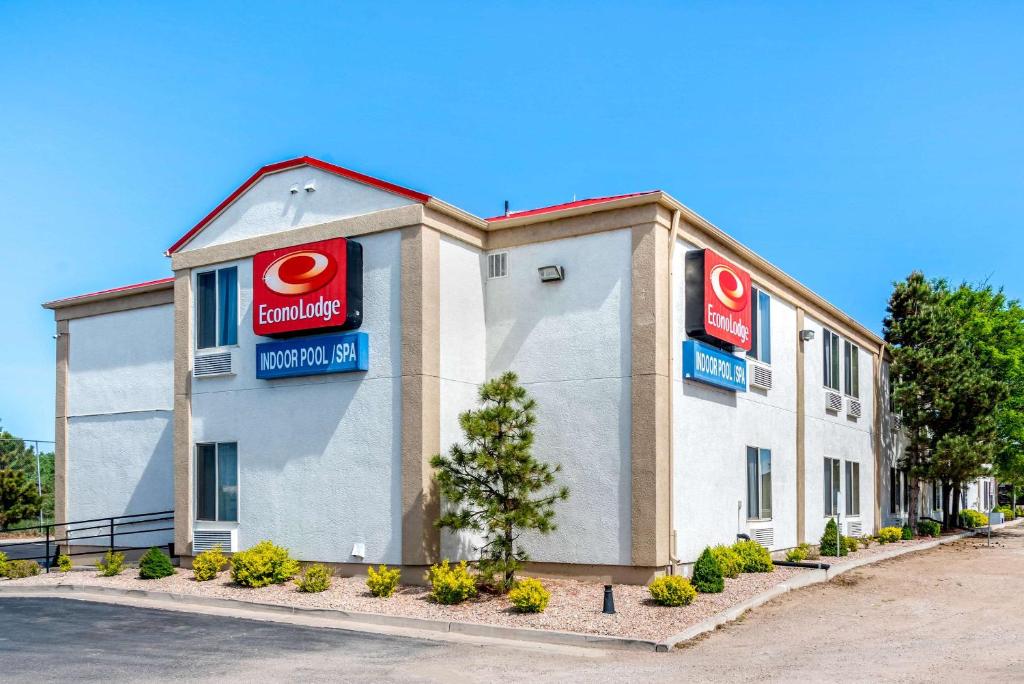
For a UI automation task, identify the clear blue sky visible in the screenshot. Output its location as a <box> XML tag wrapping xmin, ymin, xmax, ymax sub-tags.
<box><xmin>2</xmin><ymin>2</ymin><xmax>1022</xmax><ymax>441</ymax></box>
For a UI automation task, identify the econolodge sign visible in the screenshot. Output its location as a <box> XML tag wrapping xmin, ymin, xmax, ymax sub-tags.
<box><xmin>684</xmin><ymin>248</ymin><xmax>752</xmax><ymax>351</ymax></box>
<box><xmin>252</xmin><ymin>237</ymin><xmax>363</xmax><ymax>337</ymax></box>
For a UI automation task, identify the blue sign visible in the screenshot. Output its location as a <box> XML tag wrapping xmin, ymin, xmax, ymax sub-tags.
<box><xmin>256</xmin><ymin>332</ymin><xmax>369</xmax><ymax>379</ymax></box>
<box><xmin>683</xmin><ymin>340</ymin><xmax>747</xmax><ymax>392</ymax></box>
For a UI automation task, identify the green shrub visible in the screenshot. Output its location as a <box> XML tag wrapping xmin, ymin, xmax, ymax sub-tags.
<box><xmin>843</xmin><ymin>536</ymin><xmax>860</xmax><ymax>552</ymax></box>
<box><xmin>785</xmin><ymin>546</ymin><xmax>808</xmax><ymax>562</ymax></box>
<box><xmin>959</xmin><ymin>510</ymin><xmax>988</xmax><ymax>528</ymax></box>
<box><xmin>97</xmin><ymin>550</ymin><xmax>125</xmax><ymax>577</ymax></box>
<box><xmin>994</xmin><ymin>505</ymin><xmax>1014</xmax><ymax>520</ymax></box>
<box><xmin>917</xmin><ymin>519</ymin><xmax>941</xmax><ymax>538</ymax></box>
<box><xmin>710</xmin><ymin>545</ymin><xmax>744</xmax><ymax>578</ymax></box>
<box><xmin>877</xmin><ymin>526</ymin><xmax>903</xmax><ymax>544</ymax></box>
<box><xmin>508</xmin><ymin>577</ymin><xmax>550</xmax><ymax>613</ymax></box>
<box><xmin>692</xmin><ymin>547</ymin><xmax>724</xmax><ymax>593</ymax></box>
<box><xmin>819</xmin><ymin>518</ymin><xmax>848</xmax><ymax>557</ymax></box>
<box><xmin>427</xmin><ymin>560</ymin><xmax>477</xmax><ymax>605</ymax></box>
<box><xmin>901</xmin><ymin>525</ymin><xmax>914</xmax><ymax>540</ymax></box>
<box><xmin>192</xmin><ymin>545</ymin><xmax>229</xmax><ymax>582</ymax></box>
<box><xmin>230</xmin><ymin>540</ymin><xmax>300</xmax><ymax>588</ymax></box>
<box><xmin>366</xmin><ymin>564</ymin><xmax>401</xmax><ymax>598</ymax></box>
<box><xmin>138</xmin><ymin>547</ymin><xmax>175</xmax><ymax>579</ymax></box>
<box><xmin>296</xmin><ymin>563</ymin><xmax>332</xmax><ymax>593</ymax></box>
<box><xmin>0</xmin><ymin>551</ymin><xmax>8</xmax><ymax>576</ymax></box>
<box><xmin>4</xmin><ymin>559</ymin><xmax>41</xmax><ymax>579</ymax></box>
<box><xmin>649</xmin><ymin>575</ymin><xmax>697</xmax><ymax>607</ymax></box>
<box><xmin>57</xmin><ymin>554</ymin><xmax>72</xmax><ymax>572</ymax></box>
<box><xmin>732</xmin><ymin>539</ymin><xmax>774</xmax><ymax>572</ymax></box>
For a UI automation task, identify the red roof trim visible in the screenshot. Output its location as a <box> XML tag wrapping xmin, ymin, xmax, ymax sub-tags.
<box><xmin>485</xmin><ymin>191</ymin><xmax>658</xmax><ymax>222</ymax></box>
<box><xmin>166</xmin><ymin>156</ymin><xmax>431</xmax><ymax>255</ymax></box>
<box><xmin>46</xmin><ymin>277</ymin><xmax>175</xmax><ymax>307</ymax></box>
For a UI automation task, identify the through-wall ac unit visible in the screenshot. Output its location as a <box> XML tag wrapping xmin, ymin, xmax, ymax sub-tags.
<box><xmin>847</xmin><ymin>398</ymin><xmax>862</xmax><ymax>418</ymax></box>
<box><xmin>750</xmin><ymin>363</ymin><xmax>773</xmax><ymax>391</ymax></box>
<box><xmin>846</xmin><ymin>520</ymin><xmax>863</xmax><ymax>537</ymax></box>
<box><xmin>750</xmin><ymin>527</ymin><xmax>774</xmax><ymax>548</ymax></box>
<box><xmin>192</xmin><ymin>528</ymin><xmax>237</xmax><ymax>553</ymax></box>
<box><xmin>825</xmin><ymin>390</ymin><xmax>843</xmax><ymax>413</ymax></box>
<box><xmin>194</xmin><ymin>350</ymin><xmax>234</xmax><ymax>378</ymax></box>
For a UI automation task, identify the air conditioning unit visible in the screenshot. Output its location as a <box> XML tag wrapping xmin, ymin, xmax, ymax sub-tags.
<box><xmin>846</xmin><ymin>520</ymin><xmax>862</xmax><ymax>537</ymax></box>
<box><xmin>750</xmin><ymin>527</ymin><xmax>774</xmax><ymax>548</ymax></box>
<box><xmin>193</xmin><ymin>528</ymin><xmax>237</xmax><ymax>553</ymax></box>
<box><xmin>847</xmin><ymin>398</ymin><xmax>862</xmax><ymax>418</ymax></box>
<box><xmin>825</xmin><ymin>390</ymin><xmax>843</xmax><ymax>413</ymax></box>
<box><xmin>750</xmin><ymin>363</ymin><xmax>773</xmax><ymax>391</ymax></box>
<box><xmin>194</xmin><ymin>351</ymin><xmax>234</xmax><ymax>378</ymax></box>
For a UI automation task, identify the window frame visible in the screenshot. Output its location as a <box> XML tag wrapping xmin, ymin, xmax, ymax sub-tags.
<box><xmin>932</xmin><ymin>480</ymin><xmax>942</xmax><ymax>511</ymax></box>
<box><xmin>824</xmin><ymin>456</ymin><xmax>841</xmax><ymax>517</ymax></box>
<box><xmin>845</xmin><ymin>460</ymin><xmax>861</xmax><ymax>517</ymax></box>
<box><xmin>194</xmin><ymin>442</ymin><xmax>239</xmax><ymax>523</ymax></box>
<box><xmin>746</xmin><ymin>446</ymin><xmax>773</xmax><ymax>521</ymax></box>
<box><xmin>195</xmin><ymin>266</ymin><xmax>239</xmax><ymax>350</ymax></box>
<box><xmin>747</xmin><ymin>287</ymin><xmax>772</xmax><ymax>365</ymax></box>
<box><xmin>823</xmin><ymin>329</ymin><xmax>841</xmax><ymax>391</ymax></box>
<box><xmin>843</xmin><ymin>340</ymin><xmax>860</xmax><ymax>398</ymax></box>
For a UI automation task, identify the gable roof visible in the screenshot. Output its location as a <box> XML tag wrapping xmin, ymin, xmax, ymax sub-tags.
<box><xmin>165</xmin><ymin>156</ymin><xmax>432</xmax><ymax>255</ymax></box>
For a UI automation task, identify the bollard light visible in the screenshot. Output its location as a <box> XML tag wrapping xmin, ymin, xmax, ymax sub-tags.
<box><xmin>603</xmin><ymin>584</ymin><xmax>616</xmax><ymax>614</ymax></box>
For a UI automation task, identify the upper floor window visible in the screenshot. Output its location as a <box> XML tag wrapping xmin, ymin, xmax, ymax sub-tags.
<box><xmin>746</xmin><ymin>446</ymin><xmax>772</xmax><ymax>520</ymax></box>
<box><xmin>843</xmin><ymin>341</ymin><xmax>860</xmax><ymax>398</ymax></box>
<box><xmin>197</xmin><ymin>267</ymin><xmax>238</xmax><ymax>349</ymax></box>
<box><xmin>822</xmin><ymin>329</ymin><xmax>840</xmax><ymax>391</ymax></box>
<box><xmin>748</xmin><ymin>288</ymin><xmax>772</xmax><ymax>364</ymax></box>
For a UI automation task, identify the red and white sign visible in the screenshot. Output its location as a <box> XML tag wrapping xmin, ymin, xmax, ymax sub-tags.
<box><xmin>702</xmin><ymin>250</ymin><xmax>751</xmax><ymax>350</ymax></box>
<box><xmin>253</xmin><ymin>237</ymin><xmax>349</xmax><ymax>337</ymax></box>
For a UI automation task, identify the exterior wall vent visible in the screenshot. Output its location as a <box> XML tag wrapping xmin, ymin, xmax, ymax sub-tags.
<box><xmin>750</xmin><ymin>363</ymin><xmax>773</xmax><ymax>390</ymax></box>
<box><xmin>194</xmin><ymin>351</ymin><xmax>233</xmax><ymax>377</ymax></box>
<box><xmin>847</xmin><ymin>398</ymin><xmax>862</xmax><ymax>418</ymax></box>
<box><xmin>846</xmin><ymin>520</ymin><xmax>863</xmax><ymax>537</ymax></box>
<box><xmin>751</xmin><ymin>527</ymin><xmax>774</xmax><ymax>548</ymax></box>
<box><xmin>193</xmin><ymin>529</ymin><xmax>236</xmax><ymax>553</ymax></box>
<box><xmin>825</xmin><ymin>390</ymin><xmax>843</xmax><ymax>413</ymax></box>
<box><xmin>487</xmin><ymin>251</ymin><xmax>508</xmax><ymax>279</ymax></box>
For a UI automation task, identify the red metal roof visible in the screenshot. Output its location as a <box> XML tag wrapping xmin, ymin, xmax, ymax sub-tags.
<box><xmin>485</xmin><ymin>191</ymin><xmax>659</xmax><ymax>222</ymax></box>
<box><xmin>44</xmin><ymin>277</ymin><xmax>175</xmax><ymax>308</ymax></box>
<box><xmin>166</xmin><ymin>156</ymin><xmax>432</xmax><ymax>255</ymax></box>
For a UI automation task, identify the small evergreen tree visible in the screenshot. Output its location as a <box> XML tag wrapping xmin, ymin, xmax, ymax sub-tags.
<box><xmin>692</xmin><ymin>547</ymin><xmax>724</xmax><ymax>593</ymax></box>
<box><xmin>819</xmin><ymin>518</ymin><xmax>848</xmax><ymax>557</ymax></box>
<box><xmin>432</xmin><ymin>372</ymin><xmax>569</xmax><ymax>593</ymax></box>
<box><xmin>138</xmin><ymin>547</ymin><xmax>175</xmax><ymax>579</ymax></box>
<box><xmin>0</xmin><ymin>463</ymin><xmax>41</xmax><ymax>529</ymax></box>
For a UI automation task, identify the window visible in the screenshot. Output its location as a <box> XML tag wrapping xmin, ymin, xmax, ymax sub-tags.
<box><xmin>746</xmin><ymin>447</ymin><xmax>772</xmax><ymax>519</ymax></box>
<box><xmin>487</xmin><ymin>252</ymin><xmax>508</xmax><ymax>279</ymax></box>
<box><xmin>889</xmin><ymin>467</ymin><xmax>900</xmax><ymax>514</ymax></box>
<box><xmin>196</xmin><ymin>442</ymin><xmax>238</xmax><ymax>522</ymax></box>
<box><xmin>932</xmin><ymin>480</ymin><xmax>942</xmax><ymax>511</ymax></box>
<box><xmin>843</xmin><ymin>341</ymin><xmax>860</xmax><ymax>398</ymax></box>
<box><xmin>824</xmin><ymin>457</ymin><xmax>841</xmax><ymax>516</ymax></box>
<box><xmin>747</xmin><ymin>287</ymin><xmax>772</xmax><ymax>364</ymax></box>
<box><xmin>823</xmin><ymin>329</ymin><xmax>840</xmax><ymax>391</ymax></box>
<box><xmin>197</xmin><ymin>267</ymin><xmax>238</xmax><ymax>349</ymax></box>
<box><xmin>845</xmin><ymin>461</ymin><xmax>860</xmax><ymax>516</ymax></box>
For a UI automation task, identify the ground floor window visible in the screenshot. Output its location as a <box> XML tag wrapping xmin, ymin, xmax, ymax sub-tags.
<box><xmin>824</xmin><ymin>457</ymin><xmax>841</xmax><ymax>516</ymax></box>
<box><xmin>746</xmin><ymin>446</ymin><xmax>772</xmax><ymax>520</ymax></box>
<box><xmin>890</xmin><ymin>467</ymin><xmax>905</xmax><ymax>515</ymax></box>
<box><xmin>845</xmin><ymin>461</ymin><xmax>860</xmax><ymax>516</ymax></box>
<box><xmin>196</xmin><ymin>442</ymin><xmax>238</xmax><ymax>522</ymax></box>
<box><xmin>933</xmin><ymin>480</ymin><xmax>942</xmax><ymax>510</ymax></box>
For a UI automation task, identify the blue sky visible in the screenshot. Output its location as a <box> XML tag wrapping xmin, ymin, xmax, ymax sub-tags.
<box><xmin>1</xmin><ymin>2</ymin><xmax>1022</xmax><ymax>440</ymax></box>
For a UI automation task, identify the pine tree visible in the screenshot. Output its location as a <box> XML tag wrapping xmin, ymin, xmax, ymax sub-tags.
<box><xmin>692</xmin><ymin>547</ymin><xmax>724</xmax><ymax>593</ymax></box>
<box><xmin>819</xmin><ymin>517</ymin><xmax>847</xmax><ymax>557</ymax></box>
<box><xmin>431</xmin><ymin>372</ymin><xmax>569</xmax><ymax>593</ymax></box>
<box><xmin>0</xmin><ymin>466</ymin><xmax>41</xmax><ymax>529</ymax></box>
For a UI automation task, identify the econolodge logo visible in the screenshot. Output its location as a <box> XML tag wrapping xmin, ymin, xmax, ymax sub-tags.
<box><xmin>263</xmin><ymin>250</ymin><xmax>338</xmax><ymax>296</ymax></box>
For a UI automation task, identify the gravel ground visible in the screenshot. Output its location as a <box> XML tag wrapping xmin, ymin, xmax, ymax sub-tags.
<box><xmin>3</xmin><ymin>564</ymin><xmax>803</xmax><ymax>642</ymax></box>
<box><xmin>811</xmin><ymin>534</ymin><xmax>936</xmax><ymax>563</ymax></box>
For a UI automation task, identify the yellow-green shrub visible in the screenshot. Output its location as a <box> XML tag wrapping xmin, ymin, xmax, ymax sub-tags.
<box><xmin>366</xmin><ymin>564</ymin><xmax>401</xmax><ymax>598</ymax></box>
<box><xmin>0</xmin><ymin>551</ymin><xmax>8</xmax><ymax>576</ymax></box>
<box><xmin>709</xmin><ymin>545</ymin><xmax>744</xmax><ymax>578</ymax></box>
<box><xmin>296</xmin><ymin>563</ymin><xmax>332</xmax><ymax>593</ymax></box>
<box><xmin>844</xmin><ymin>536</ymin><xmax>860</xmax><ymax>552</ymax></box>
<box><xmin>230</xmin><ymin>540</ymin><xmax>300</xmax><ymax>588</ymax></box>
<box><xmin>192</xmin><ymin>545</ymin><xmax>229</xmax><ymax>582</ymax></box>
<box><xmin>960</xmin><ymin>510</ymin><xmax>988</xmax><ymax>529</ymax></box>
<box><xmin>57</xmin><ymin>554</ymin><xmax>72</xmax><ymax>572</ymax></box>
<box><xmin>733</xmin><ymin>539</ymin><xmax>774</xmax><ymax>572</ymax></box>
<box><xmin>877</xmin><ymin>526</ymin><xmax>902</xmax><ymax>544</ymax></box>
<box><xmin>97</xmin><ymin>550</ymin><xmax>125</xmax><ymax>577</ymax></box>
<box><xmin>648</xmin><ymin>575</ymin><xmax>697</xmax><ymax>607</ymax></box>
<box><xmin>4</xmin><ymin>559</ymin><xmax>41</xmax><ymax>579</ymax></box>
<box><xmin>785</xmin><ymin>544</ymin><xmax>809</xmax><ymax>562</ymax></box>
<box><xmin>917</xmin><ymin>519</ymin><xmax>941</xmax><ymax>538</ymax></box>
<box><xmin>427</xmin><ymin>560</ymin><xmax>477</xmax><ymax>605</ymax></box>
<box><xmin>508</xmin><ymin>577</ymin><xmax>550</xmax><ymax>613</ymax></box>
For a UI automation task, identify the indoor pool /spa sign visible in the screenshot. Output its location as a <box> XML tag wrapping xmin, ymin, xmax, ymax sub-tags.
<box><xmin>683</xmin><ymin>339</ymin><xmax>747</xmax><ymax>392</ymax></box>
<box><xmin>256</xmin><ymin>332</ymin><xmax>369</xmax><ymax>379</ymax></box>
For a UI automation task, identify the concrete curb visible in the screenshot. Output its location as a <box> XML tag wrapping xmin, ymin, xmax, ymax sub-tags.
<box><xmin>655</xmin><ymin>521</ymin><xmax>1023</xmax><ymax>652</ymax></box>
<box><xmin>0</xmin><ymin>583</ymin><xmax>659</xmax><ymax>653</ymax></box>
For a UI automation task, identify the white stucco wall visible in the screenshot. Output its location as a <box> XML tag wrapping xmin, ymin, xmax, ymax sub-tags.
<box><xmin>190</xmin><ymin>230</ymin><xmax>402</xmax><ymax>563</ymax></box>
<box><xmin>182</xmin><ymin>166</ymin><xmax>416</xmax><ymax>252</ymax></box>
<box><xmin>66</xmin><ymin>304</ymin><xmax>174</xmax><ymax>546</ymax></box>
<box><xmin>672</xmin><ymin>237</ymin><xmax>800</xmax><ymax>563</ymax></box>
<box><xmin>485</xmin><ymin>229</ymin><xmax>632</xmax><ymax>566</ymax></box>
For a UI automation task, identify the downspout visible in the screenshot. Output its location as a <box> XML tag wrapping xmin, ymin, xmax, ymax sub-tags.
<box><xmin>667</xmin><ymin>209</ymin><xmax>681</xmax><ymax>573</ymax></box>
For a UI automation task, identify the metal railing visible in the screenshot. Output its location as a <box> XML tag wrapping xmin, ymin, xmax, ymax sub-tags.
<box><xmin>0</xmin><ymin>510</ymin><xmax>174</xmax><ymax>572</ymax></box>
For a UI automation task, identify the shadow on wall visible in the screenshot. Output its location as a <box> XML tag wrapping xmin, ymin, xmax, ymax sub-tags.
<box><xmin>681</xmin><ymin>378</ymin><xmax>740</xmax><ymax>409</ymax></box>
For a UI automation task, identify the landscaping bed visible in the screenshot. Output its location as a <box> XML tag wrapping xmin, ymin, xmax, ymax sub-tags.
<box><xmin>2</xmin><ymin>565</ymin><xmax>805</xmax><ymax>642</ymax></box>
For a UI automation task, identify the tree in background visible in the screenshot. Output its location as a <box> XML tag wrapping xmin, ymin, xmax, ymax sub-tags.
<box><xmin>432</xmin><ymin>372</ymin><xmax>569</xmax><ymax>593</ymax></box>
<box><xmin>0</xmin><ymin>424</ymin><xmax>52</xmax><ymax>527</ymax></box>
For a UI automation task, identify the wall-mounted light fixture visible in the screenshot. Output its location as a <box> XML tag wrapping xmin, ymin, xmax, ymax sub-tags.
<box><xmin>537</xmin><ymin>265</ymin><xmax>565</xmax><ymax>282</ymax></box>
<box><xmin>799</xmin><ymin>329</ymin><xmax>815</xmax><ymax>342</ymax></box>
<box><xmin>304</xmin><ymin>181</ymin><xmax>317</xmax><ymax>193</ymax></box>
<box><xmin>289</xmin><ymin>185</ymin><xmax>300</xmax><ymax>194</ymax></box>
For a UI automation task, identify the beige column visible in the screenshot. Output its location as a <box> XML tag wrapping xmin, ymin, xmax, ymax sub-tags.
<box><xmin>53</xmin><ymin>319</ymin><xmax>69</xmax><ymax>538</ymax></box>
<box><xmin>630</xmin><ymin>222</ymin><xmax>671</xmax><ymax>567</ymax></box>
<box><xmin>795</xmin><ymin>307</ymin><xmax>806</xmax><ymax>544</ymax></box>
<box><xmin>172</xmin><ymin>271</ymin><xmax>194</xmax><ymax>553</ymax></box>
<box><xmin>400</xmin><ymin>225</ymin><xmax>441</xmax><ymax>566</ymax></box>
